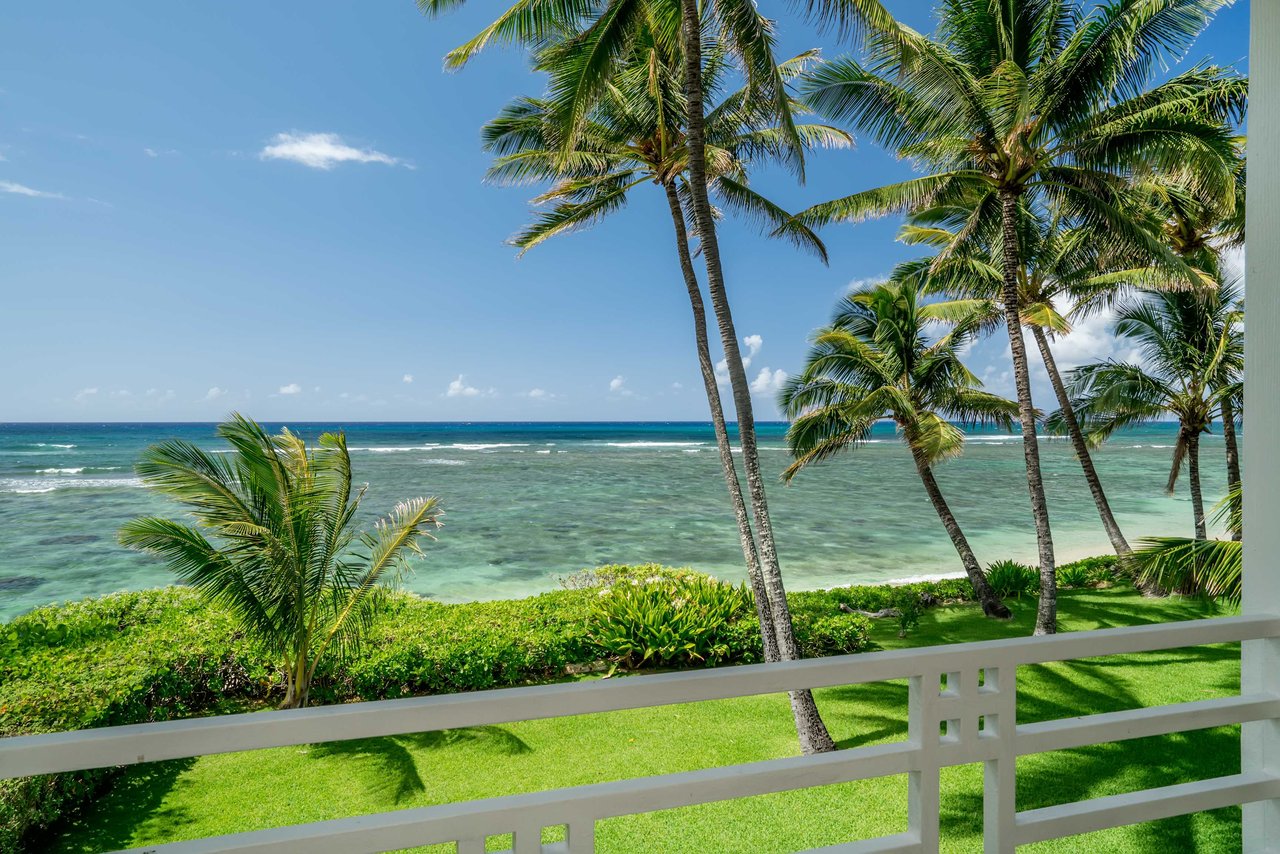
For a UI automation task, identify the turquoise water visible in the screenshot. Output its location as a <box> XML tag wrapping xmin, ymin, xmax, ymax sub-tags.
<box><xmin>0</xmin><ymin>421</ymin><xmax>1230</xmax><ymax>620</ymax></box>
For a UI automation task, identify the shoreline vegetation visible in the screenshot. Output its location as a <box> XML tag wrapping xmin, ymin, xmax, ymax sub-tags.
<box><xmin>2</xmin><ymin>562</ymin><xmax>1237</xmax><ymax>852</ymax></box>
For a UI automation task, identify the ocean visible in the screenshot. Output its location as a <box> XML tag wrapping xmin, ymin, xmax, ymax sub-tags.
<box><xmin>0</xmin><ymin>421</ymin><xmax>1230</xmax><ymax>621</ymax></box>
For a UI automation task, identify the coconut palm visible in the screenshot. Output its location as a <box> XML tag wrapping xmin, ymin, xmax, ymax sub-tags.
<box><xmin>420</xmin><ymin>0</ymin><xmax>900</xmax><ymax>756</ymax></box>
<box><xmin>780</xmin><ymin>279</ymin><xmax>1018</xmax><ymax>618</ymax></box>
<box><xmin>796</xmin><ymin>0</ymin><xmax>1244</xmax><ymax>633</ymax></box>
<box><xmin>482</xmin><ymin>26</ymin><xmax>846</xmax><ymax>750</ymax></box>
<box><xmin>1058</xmin><ymin>279</ymin><xmax>1243</xmax><ymax>541</ymax></box>
<box><xmin>119</xmin><ymin>414</ymin><xmax>442</xmax><ymax>709</ymax></box>
<box><xmin>1131</xmin><ymin>153</ymin><xmax>1247</xmax><ymax>514</ymax></box>
<box><xmin>893</xmin><ymin>201</ymin><xmax>1148</xmax><ymax>560</ymax></box>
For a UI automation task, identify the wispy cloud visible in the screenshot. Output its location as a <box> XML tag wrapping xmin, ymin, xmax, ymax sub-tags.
<box><xmin>1</xmin><ymin>180</ymin><xmax>64</xmax><ymax>199</ymax></box>
<box><xmin>278</xmin><ymin>383</ymin><xmax>302</xmax><ymax>395</ymax></box>
<box><xmin>402</xmin><ymin>373</ymin><xmax>414</xmax><ymax>384</ymax></box>
<box><xmin>524</xmin><ymin>388</ymin><xmax>553</xmax><ymax>400</ymax></box>
<box><xmin>204</xmin><ymin>387</ymin><xmax>228</xmax><ymax>401</ymax></box>
<box><xmin>144</xmin><ymin>147</ymin><xmax>178</xmax><ymax>158</ymax></box>
<box><xmin>74</xmin><ymin>387</ymin><xmax>98</xmax><ymax>402</ymax></box>
<box><xmin>259</xmin><ymin>132</ymin><xmax>405</xmax><ymax>170</ymax></box>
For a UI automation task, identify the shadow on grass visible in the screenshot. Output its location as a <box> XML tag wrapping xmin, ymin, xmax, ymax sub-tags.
<box><xmin>309</xmin><ymin>726</ymin><xmax>533</xmax><ymax>805</ymax></box>
<box><xmin>940</xmin><ymin>649</ymin><xmax>1241</xmax><ymax>852</ymax></box>
<box><xmin>40</xmin><ymin>758</ymin><xmax>197</xmax><ymax>854</ymax></box>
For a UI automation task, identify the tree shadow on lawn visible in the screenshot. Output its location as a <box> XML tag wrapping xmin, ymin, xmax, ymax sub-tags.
<box><xmin>308</xmin><ymin>726</ymin><xmax>533</xmax><ymax>805</ymax></box>
<box><xmin>42</xmin><ymin>758</ymin><xmax>198</xmax><ymax>854</ymax></box>
<box><xmin>942</xmin><ymin>650</ymin><xmax>1241</xmax><ymax>853</ymax></box>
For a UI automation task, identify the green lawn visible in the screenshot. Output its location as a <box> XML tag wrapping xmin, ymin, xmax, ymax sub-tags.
<box><xmin>46</xmin><ymin>588</ymin><xmax>1242</xmax><ymax>853</ymax></box>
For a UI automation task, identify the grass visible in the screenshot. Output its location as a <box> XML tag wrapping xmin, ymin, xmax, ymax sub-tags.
<box><xmin>44</xmin><ymin>588</ymin><xmax>1241</xmax><ymax>853</ymax></box>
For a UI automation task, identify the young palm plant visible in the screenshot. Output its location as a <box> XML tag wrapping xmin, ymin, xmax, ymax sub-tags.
<box><xmin>1057</xmin><ymin>279</ymin><xmax>1243</xmax><ymax>541</ymax></box>
<box><xmin>482</xmin><ymin>28</ymin><xmax>847</xmax><ymax>751</ymax></box>
<box><xmin>119</xmin><ymin>414</ymin><xmax>442</xmax><ymax>709</ymax></box>
<box><xmin>796</xmin><ymin>0</ymin><xmax>1244</xmax><ymax>633</ymax></box>
<box><xmin>1132</xmin><ymin>483</ymin><xmax>1241</xmax><ymax>601</ymax></box>
<box><xmin>780</xmin><ymin>279</ymin><xmax>1017</xmax><ymax>618</ymax></box>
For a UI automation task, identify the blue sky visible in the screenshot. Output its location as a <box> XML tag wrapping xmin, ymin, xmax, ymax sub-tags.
<box><xmin>0</xmin><ymin>1</ymin><xmax>1250</xmax><ymax>421</ymax></box>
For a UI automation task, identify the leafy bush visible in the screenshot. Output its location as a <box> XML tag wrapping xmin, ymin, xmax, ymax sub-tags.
<box><xmin>1055</xmin><ymin>562</ymin><xmax>1092</xmax><ymax>589</ymax></box>
<box><xmin>984</xmin><ymin>560</ymin><xmax>1039</xmax><ymax>599</ymax></box>
<box><xmin>1059</xmin><ymin>555</ymin><xmax>1122</xmax><ymax>586</ymax></box>
<box><xmin>793</xmin><ymin>614</ymin><xmax>873</xmax><ymax>656</ymax></box>
<box><xmin>588</xmin><ymin>573</ymin><xmax>754</xmax><ymax>668</ymax></box>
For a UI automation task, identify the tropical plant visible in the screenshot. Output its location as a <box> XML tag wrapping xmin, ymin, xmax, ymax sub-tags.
<box><xmin>118</xmin><ymin>414</ymin><xmax>442</xmax><ymax>708</ymax></box>
<box><xmin>893</xmin><ymin>200</ymin><xmax>1153</xmax><ymax>561</ymax></box>
<box><xmin>1130</xmin><ymin>151</ymin><xmax>1247</xmax><ymax>527</ymax></box>
<box><xmin>983</xmin><ymin>560</ymin><xmax>1039</xmax><ymax>600</ymax></box>
<box><xmin>479</xmin><ymin>22</ymin><xmax>846</xmax><ymax>750</ymax></box>
<box><xmin>1057</xmin><ymin>278</ymin><xmax>1243</xmax><ymax>540</ymax></box>
<box><xmin>1055</xmin><ymin>562</ymin><xmax>1092</xmax><ymax>589</ymax></box>
<box><xmin>1132</xmin><ymin>484</ymin><xmax>1242</xmax><ymax>602</ymax></box>
<box><xmin>588</xmin><ymin>574</ymin><xmax>755</xmax><ymax>669</ymax></box>
<box><xmin>780</xmin><ymin>278</ymin><xmax>1017</xmax><ymax>618</ymax></box>
<box><xmin>796</xmin><ymin>0</ymin><xmax>1245</xmax><ymax>633</ymax></box>
<box><xmin>418</xmin><ymin>0</ymin><xmax>903</xmax><ymax>758</ymax></box>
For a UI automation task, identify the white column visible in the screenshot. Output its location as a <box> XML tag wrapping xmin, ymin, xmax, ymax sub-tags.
<box><xmin>1243</xmin><ymin>1</ymin><xmax>1280</xmax><ymax>850</ymax></box>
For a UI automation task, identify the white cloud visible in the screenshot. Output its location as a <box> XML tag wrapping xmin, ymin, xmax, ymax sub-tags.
<box><xmin>750</xmin><ymin>367</ymin><xmax>788</xmax><ymax>395</ymax></box>
<box><xmin>402</xmin><ymin>373</ymin><xmax>414</xmax><ymax>384</ymax></box>
<box><xmin>609</xmin><ymin>376</ymin><xmax>627</xmax><ymax>392</ymax></box>
<box><xmin>671</xmin><ymin>382</ymin><xmax>683</xmax><ymax>390</ymax></box>
<box><xmin>446</xmin><ymin>375</ymin><xmax>480</xmax><ymax>397</ymax></box>
<box><xmin>278</xmin><ymin>383</ymin><xmax>302</xmax><ymax>395</ymax></box>
<box><xmin>259</xmin><ymin>132</ymin><xmax>403</xmax><ymax>170</ymax></box>
<box><xmin>525</xmin><ymin>388</ymin><xmax>551</xmax><ymax>400</ymax></box>
<box><xmin>74</xmin><ymin>387</ymin><xmax>98</xmax><ymax>402</ymax></box>
<box><xmin>1</xmin><ymin>180</ymin><xmax>64</xmax><ymax>199</ymax></box>
<box><xmin>204</xmin><ymin>386</ymin><xmax>228</xmax><ymax>401</ymax></box>
<box><xmin>143</xmin><ymin>147</ymin><xmax>178</xmax><ymax>158</ymax></box>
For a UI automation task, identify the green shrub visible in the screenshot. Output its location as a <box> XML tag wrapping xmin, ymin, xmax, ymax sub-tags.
<box><xmin>1056</xmin><ymin>562</ymin><xmax>1092</xmax><ymax>589</ymax></box>
<box><xmin>1059</xmin><ymin>555</ymin><xmax>1122</xmax><ymax>586</ymax></box>
<box><xmin>587</xmin><ymin>573</ymin><xmax>754</xmax><ymax>668</ymax></box>
<box><xmin>793</xmin><ymin>614</ymin><xmax>873</xmax><ymax>656</ymax></box>
<box><xmin>984</xmin><ymin>560</ymin><xmax>1039</xmax><ymax>599</ymax></box>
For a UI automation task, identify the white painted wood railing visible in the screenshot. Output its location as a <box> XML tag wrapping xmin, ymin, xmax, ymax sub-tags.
<box><xmin>3</xmin><ymin>615</ymin><xmax>1279</xmax><ymax>853</ymax></box>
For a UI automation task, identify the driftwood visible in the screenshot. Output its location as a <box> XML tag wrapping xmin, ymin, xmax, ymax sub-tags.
<box><xmin>839</xmin><ymin>602</ymin><xmax>901</xmax><ymax>619</ymax></box>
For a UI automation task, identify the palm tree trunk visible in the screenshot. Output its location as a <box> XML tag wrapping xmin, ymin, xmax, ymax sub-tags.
<box><xmin>663</xmin><ymin>182</ymin><xmax>780</xmax><ymax>662</ymax></box>
<box><xmin>905</xmin><ymin>435</ymin><xmax>1009</xmax><ymax>618</ymax></box>
<box><xmin>1221</xmin><ymin>397</ymin><xmax>1242</xmax><ymax>542</ymax></box>
<box><xmin>1187</xmin><ymin>429</ymin><xmax>1208</xmax><ymax>541</ymax></box>
<box><xmin>998</xmin><ymin>190</ymin><xmax>1057</xmax><ymax>636</ymax></box>
<box><xmin>1030</xmin><ymin>326</ymin><xmax>1132</xmax><ymax>558</ymax></box>
<box><xmin>678</xmin><ymin>0</ymin><xmax>834</xmax><ymax>754</ymax></box>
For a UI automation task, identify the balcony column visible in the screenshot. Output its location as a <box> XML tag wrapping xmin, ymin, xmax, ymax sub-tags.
<box><xmin>1243</xmin><ymin>1</ymin><xmax>1280</xmax><ymax>851</ymax></box>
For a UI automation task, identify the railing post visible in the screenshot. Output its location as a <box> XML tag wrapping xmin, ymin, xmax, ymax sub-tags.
<box><xmin>908</xmin><ymin>672</ymin><xmax>942</xmax><ymax>851</ymax></box>
<box><xmin>982</xmin><ymin>666</ymin><xmax>1016</xmax><ymax>854</ymax></box>
<box><xmin>1245</xmin><ymin>1</ymin><xmax>1280</xmax><ymax>851</ymax></box>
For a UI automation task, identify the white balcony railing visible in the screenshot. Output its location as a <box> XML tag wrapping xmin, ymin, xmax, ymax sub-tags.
<box><xmin>3</xmin><ymin>614</ymin><xmax>1278</xmax><ymax>854</ymax></box>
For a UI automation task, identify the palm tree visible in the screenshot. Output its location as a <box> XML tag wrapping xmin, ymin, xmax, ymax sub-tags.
<box><xmin>1058</xmin><ymin>280</ymin><xmax>1243</xmax><ymax>541</ymax></box>
<box><xmin>780</xmin><ymin>279</ymin><xmax>1017</xmax><ymax>618</ymax></box>
<box><xmin>1131</xmin><ymin>153</ymin><xmax>1247</xmax><ymax>520</ymax></box>
<box><xmin>796</xmin><ymin>1</ymin><xmax>1244</xmax><ymax>633</ymax></box>
<box><xmin>481</xmin><ymin>26</ymin><xmax>846</xmax><ymax>749</ymax></box>
<box><xmin>894</xmin><ymin>202</ymin><xmax>1142</xmax><ymax>560</ymax></box>
<box><xmin>419</xmin><ymin>0</ymin><xmax>900</xmax><ymax>755</ymax></box>
<box><xmin>119</xmin><ymin>414</ymin><xmax>442</xmax><ymax>709</ymax></box>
